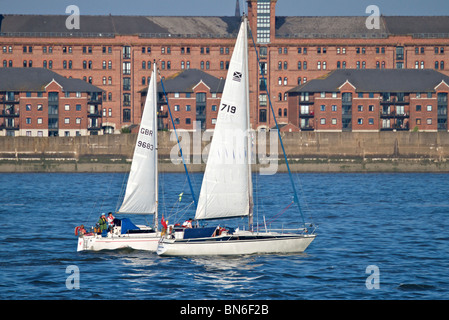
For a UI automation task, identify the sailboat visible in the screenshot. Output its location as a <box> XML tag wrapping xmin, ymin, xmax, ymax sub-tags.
<box><xmin>157</xmin><ymin>17</ymin><xmax>316</xmax><ymax>257</ymax></box>
<box><xmin>76</xmin><ymin>62</ymin><xmax>161</xmax><ymax>252</ymax></box>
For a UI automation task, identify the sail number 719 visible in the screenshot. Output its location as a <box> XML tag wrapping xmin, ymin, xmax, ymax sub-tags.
<box><xmin>221</xmin><ymin>103</ymin><xmax>236</xmax><ymax>114</ymax></box>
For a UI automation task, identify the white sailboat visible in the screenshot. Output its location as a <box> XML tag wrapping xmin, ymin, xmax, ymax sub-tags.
<box><xmin>157</xmin><ymin>17</ymin><xmax>316</xmax><ymax>257</ymax></box>
<box><xmin>77</xmin><ymin>62</ymin><xmax>161</xmax><ymax>252</ymax></box>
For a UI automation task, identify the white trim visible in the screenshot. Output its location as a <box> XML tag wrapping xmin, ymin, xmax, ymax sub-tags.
<box><xmin>192</xmin><ymin>80</ymin><xmax>211</xmax><ymax>91</ymax></box>
<box><xmin>434</xmin><ymin>80</ymin><xmax>449</xmax><ymax>91</ymax></box>
<box><xmin>338</xmin><ymin>80</ymin><xmax>356</xmax><ymax>90</ymax></box>
<box><xmin>44</xmin><ymin>78</ymin><xmax>64</xmax><ymax>90</ymax></box>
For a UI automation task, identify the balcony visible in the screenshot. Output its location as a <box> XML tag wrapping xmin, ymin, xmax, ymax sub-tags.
<box><xmin>300</xmin><ymin>125</ymin><xmax>314</xmax><ymax>131</ymax></box>
<box><xmin>88</xmin><ymin>125</ymin><xmax>102</xmax><ymax>131</ymax></box>
<box><xmin>0</xmin><ymin>123</ymin><xmax>19</xmax><ymax>130</ymax></box>
<box><xmin>298</xmin><ymin>97</ymin><xmax>314</xmax><ymax>105</ymax></box>
<box><xmin>87</xmin><ymin>110</ymin><xmax>102</xmax><ymax>118</ymax></box>
<box><xmin>380</xmin><ymin>111</ymin><xmax>410</xmax><ymax>118</ymax></box>
<box><xmin>88</xmin><ymin>96</ymin><xmax>102</xmax><ymax>105</ymax></box>
<box><xmin>299</xmin><ymin>111</ymin><xmax>314</xmax><ymax>118</ymax></box>
<box><xmin>157</xmin><ymin>111</ymin><xmax>168</xmax><ymax>118</ymax></box>
<box><xmin>381</xmin><ymin>96</ymin><xmax>410</xmax><ymax>105</ymax></box>
<box><xmin>1</xmin><ymin>110</ymin><xmax>20</xmax><ymax>117</ymax></box>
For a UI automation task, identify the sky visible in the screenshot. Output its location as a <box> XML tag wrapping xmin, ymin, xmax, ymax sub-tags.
<box><xmin>1</xmin><ymin>0</ymin><xmax>448</xmax><ymax>16</ymax></box>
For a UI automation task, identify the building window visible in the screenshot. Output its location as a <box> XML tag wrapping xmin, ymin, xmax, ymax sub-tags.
<box><xmin>123</xmin><ymin>46</ymin><xmax>131</xmax><ymax>59</ymax></box>
<box><xmin>123</xmin><ymin>62</ymin><xmax>131</xmax><ymax>74</ymax></box>
<box><xmin>259</xmin><ymin>109</ymin><xmax>267</xmax><ymax>122</ymax></box>
<box><xmin>123</xmin><ymin>109</ymin><xmax>131</xmax><ymax>122</ymax></box>
<box><xmin>123</xmin><ymin>77</ymin><xmax>131</xmax><ymax>91</ymax></box>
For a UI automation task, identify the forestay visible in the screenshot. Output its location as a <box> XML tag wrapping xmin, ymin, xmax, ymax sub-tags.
<box><xmin>118</xmin><ymin>63</ymin><xmax>158</xmax><ymax>215</ymax></box>
<box><xmin>195</xmin><ymin>18</ymin><xmax>253</xmax><ymax>221</ymax></box>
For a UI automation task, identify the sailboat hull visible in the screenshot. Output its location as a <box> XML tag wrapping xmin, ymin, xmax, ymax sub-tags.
<box><xmin>157</xmin><ymin>232</ymin><xmax>315</xmax><ymax>256</ymax></box>
<box><xmin>77</xmin><ymin>233</ymin><xmax>160</xmax><ymax>252</ymax></box>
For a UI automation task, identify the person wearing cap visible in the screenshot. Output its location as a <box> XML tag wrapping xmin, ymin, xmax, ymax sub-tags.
<box><xmin>96</xmin><ymin>213</ymin><xmax>108</xmax><ymax>234</ymax></box>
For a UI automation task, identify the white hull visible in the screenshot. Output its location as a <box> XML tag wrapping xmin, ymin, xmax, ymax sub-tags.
<box><xmin>77</xmin><ymin>233</ymin><xmax>160</xmax><ymax>252</ymax></box>
<box><xmin>157</xmin><ymin>231</ymin><xmax>315</xmax><ymax>256</ymax></box>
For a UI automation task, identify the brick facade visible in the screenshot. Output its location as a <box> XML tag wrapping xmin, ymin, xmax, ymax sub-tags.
<box><xmin>1</xmin><ymin>0</ymin><xmax>449</xmax><ymax>135</ymax></box>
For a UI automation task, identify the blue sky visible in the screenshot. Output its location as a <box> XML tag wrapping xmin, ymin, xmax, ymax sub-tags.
<box><xmin>1</xmin><ymin>0</ymin><xmax>448</xmax><ymax>16</ymax></box>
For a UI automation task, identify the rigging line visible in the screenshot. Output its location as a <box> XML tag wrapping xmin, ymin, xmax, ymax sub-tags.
<box><xmin>247</xmin><ymin>24</ymin><xmax>307</xmax><ymax>228</ymax></box>
<box><xmin>115</xmin><ymin>171</ymin><xmax>129</xmax><ymax>213</ymax></box>
<box><xmin>294</xmin><ymin>173</ymin><xmax>314</xmax><ymax>222</ymax></box>
<box><xmin>265</xmin><ymin>201</ymin><xmax>294</xmax><ymax>225</ymax></box>
<box><xmin>157</xmin><ymin>67</ymin><xmax>198</xmax><ymax>209</ymax></box>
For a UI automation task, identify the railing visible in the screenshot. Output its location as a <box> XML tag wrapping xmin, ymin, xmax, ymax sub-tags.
<box><xmin>380</xmin><ymin>112</ymin><xmax>410</xmax><ymax>118</ymax></box>
<box><xmin>277</xmin><ymin>33</ymin><xmax>389</xmax><ymax>39</ymax></box>
<box><xmin>0</xmin><ymin>32</ymin><xmax>115</xmax><ymax>38</ymax></box>
<box><xmin>0</xmin><ymin>110</ymin><xmax>19</xmax><ymax>117</ymax></box>
<box><xmin>299</xmin><ymin>111</ymin><xmax>314</xmax><ymax>117</ymax></box>
<box><xmin>139</xmin><ymin>33</ymin><xmax>236</xmax><ymax>39</ymax></box>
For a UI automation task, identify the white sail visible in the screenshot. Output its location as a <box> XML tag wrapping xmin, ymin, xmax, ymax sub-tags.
<box><xmin>118</xmin><ymin>63</ymin><xmax>158</xmax><ymax>215</ymax></box>
<box><xmin>195</xmin><ymin>18</ymin><xmax>252</xmax><ymax>221</ymax></box>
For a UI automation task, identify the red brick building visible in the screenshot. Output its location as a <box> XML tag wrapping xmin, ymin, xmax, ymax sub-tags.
<box><xmin>1</xmin><ymin>0</ymin><xmax>449</xmax><ymax>134</ymax></box>
<box><xmin>0</xmin><ymin>67</ymin><xmax>103</xmax><ymax>136</ymax></box>
<box><xmin>287</xmin><ymin>69</ymin><xmax>449</xmax><ymax>132</ymax></box>
<box><xmin>140</xmin><ymin>69</ymin><xmax>224</xmax><ymax>131</ymax></box>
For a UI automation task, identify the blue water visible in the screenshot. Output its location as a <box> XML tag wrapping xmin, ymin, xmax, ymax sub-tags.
<box><xmin>0</xmin><ymin>172</ymin><xmax>448</xmax><ymax>300</ymax></box>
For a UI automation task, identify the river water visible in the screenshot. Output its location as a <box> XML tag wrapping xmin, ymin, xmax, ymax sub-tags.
<box><xmin>0</xmin><ymin>172</ymin><xmax>448</xmax><ymax>302</ymax></box>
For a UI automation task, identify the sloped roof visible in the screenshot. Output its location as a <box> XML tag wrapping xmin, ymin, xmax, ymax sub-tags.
<box><xmin>139</xmin><ymin>69</ymin><xmax>225</xmax><ymax>93</ymax></box>
<box><xmin>275</xmin><ymin>16</ymin><xmax>388</xmax><ymax>38</ymax></box>
<box><xmin>1</xmin><ymin>14</ymin><xmax>449</xmax><ymax>38</ymax></box>
<box><xmin>0</xmin><ymin>67</ymin><xmax>103</xmax><ymax>92</ymax></box>
<box><xmin>288</xmin><ymin>69</ymin><xmax>449</xmax><ymax>93</ymax></box>
<box><xmin>0</xmin><ymin>14</ymin><xmax>240</xmax><ymax>37</ymax></box>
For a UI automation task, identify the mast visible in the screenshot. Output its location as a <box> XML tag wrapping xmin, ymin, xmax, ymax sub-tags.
<box><xmin>153</xmin><ymin>62</ymin><xmax>159</xmax><ymax>231</ymax></box>
<box><xmin>243</xmin><ymin>16</ymin><xmax>254</xmax><ymax>230</ymax></box>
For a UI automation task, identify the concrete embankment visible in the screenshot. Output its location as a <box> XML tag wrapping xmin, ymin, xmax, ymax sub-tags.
<box><xmin>1</xmin><ymin>131</ymin><xmax>449</xmax><ymax>173</ymax></box>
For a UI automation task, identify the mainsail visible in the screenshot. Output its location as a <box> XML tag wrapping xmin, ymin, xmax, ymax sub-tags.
<box><xmin>118</xmin><ymin>63</ymin><xmax>158</xmax><ymax>216</ymax></box>
<box><xmin>195</xmin><ymin>18</ymin><xmax>253</xmax><ymax>221</ymax></box>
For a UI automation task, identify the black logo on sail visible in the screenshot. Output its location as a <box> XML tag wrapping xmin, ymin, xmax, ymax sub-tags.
<box><xmin>232</xmin><ymin>71</ymin><xmax>242</xmax><ymax>82</ymax></box>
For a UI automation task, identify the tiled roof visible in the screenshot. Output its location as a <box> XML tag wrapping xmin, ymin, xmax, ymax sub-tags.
<box><xmin>288</xmin><ymin>69</ymin><xmax>449</xmax><ymax>93</ymax></box>
<box><xmin>0</xmin><ymin>67</ymin><xmax>103</xmax><ymax>92</ymax></box>
<box><xmin>1</xmin><ymin>14</ymin><xmax>448</xmax><ymax>38</ymax></box>
<box><xmin>139</xmin><ymin>69</ymin><xmax>225</xmax><ymax>93</ymax></box>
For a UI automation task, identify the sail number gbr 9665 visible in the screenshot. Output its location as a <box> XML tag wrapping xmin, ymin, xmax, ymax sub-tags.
<box><xmin>137</xmin><ymin>127</ymin><xmax>154</xmax><ymax>151</ymax></box>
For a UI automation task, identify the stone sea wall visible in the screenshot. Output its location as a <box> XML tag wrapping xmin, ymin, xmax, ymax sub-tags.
<box><xmin>1</xmin><ymin>131</ymin><xmax>449</xmax><ymax>173</ymax></box>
